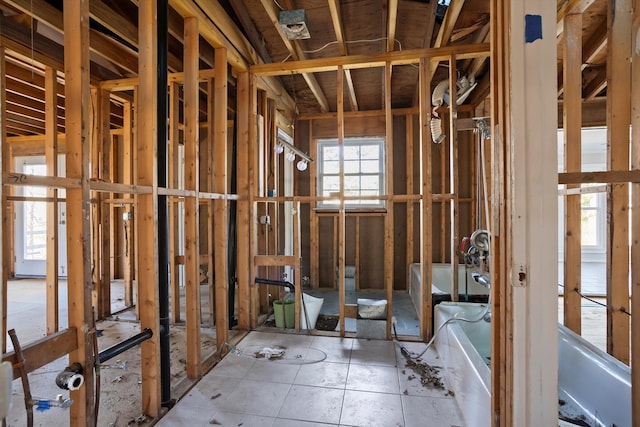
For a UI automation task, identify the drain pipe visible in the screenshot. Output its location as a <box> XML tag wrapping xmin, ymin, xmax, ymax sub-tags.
<box><xmin>157</xmin><ymin>0</ymin><xmax>172</xmax><ymax>408</ymax></box>
<box><xmin>98</xmin><ymin>329</ymin><xmax>154</xmax><ymax>364</ymax></box>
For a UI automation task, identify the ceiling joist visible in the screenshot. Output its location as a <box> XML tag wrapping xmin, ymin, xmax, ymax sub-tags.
<box><xmin>328</xmin><ymin>0</ymin><xmax>358</xmax><ymax>111</ymax></box>
<box><xmin>260</xmin><ymin>0</ymin><xmax>330</xmax><ymax>113</ymax></box>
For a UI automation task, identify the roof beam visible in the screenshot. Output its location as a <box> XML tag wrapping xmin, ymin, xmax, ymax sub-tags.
<box><xmin>430</xmin><ymin>0</ymin><xmax>466</xmax><ymax>79</ymax></box>
<box><xmin>260</xmin><ymin>0</ymin><xmax>330</xmax><ymax>112</ymax></box>
<box><xmin>386</xmin><ymin>0</ymin><xmax>398</xmax><ymax>52</ymax></box>
<box><xmin>252</xmin><ymin>43</ymin><xmax>490</xmax><ymax>76</ymax></box>
<box><xmin>229</xmin><ymin>0</ymin><xmax>272</xmax><ymax>63</ymax></box>
<box><xmin>582</xmin><ymin>66</ymin><xmax>607</xmax><ymax>100</ymax></box>
<box><xmin>556</xmin><ymin>0</ymin><xmax>597</xmax><ymax>36</ymax></box>
<box><xmin>2</xmin><ymin>0</ymin><xmax>138</xmax><ymax>75</ymax></box>
<box><xmin>328</xmin><ymin>0</ymin><xmax>358</xmax><ymax>111</ymax></box>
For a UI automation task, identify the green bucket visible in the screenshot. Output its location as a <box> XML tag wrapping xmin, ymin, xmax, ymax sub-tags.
<box><xmin>273</xmin><ymin>299</ymin><xmax>295</xmax><ymax>328</ymax></box>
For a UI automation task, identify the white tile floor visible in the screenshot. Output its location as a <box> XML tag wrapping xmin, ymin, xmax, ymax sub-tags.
<box><xmin>157</xmin><ymin>331</ymin><xmax>465</xmax><ymax>427</ymax></box>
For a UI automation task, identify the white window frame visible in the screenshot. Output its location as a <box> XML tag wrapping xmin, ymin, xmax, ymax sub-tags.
<box><xmin>316</xmin><ymin>137</ymin><xmax>385</xmax><ymax>209</ymax></box>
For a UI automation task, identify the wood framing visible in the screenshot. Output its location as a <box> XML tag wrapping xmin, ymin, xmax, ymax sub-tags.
<box><xmin>99</xmin><ymin>89</ymin><xmax>112</xmax><ymax>319</ymax></box>
<box><xmin>236</xmin><ymin>72</ymin><xmax>250</xmax><ymax>330</ymax></box>
<box><xmin>45</xmin><ymin>66</ymin><xmax>59</xmax><ymax>334</ymax></box>
<box><xmin>406</xmin><ymin>114</ymin><xmax>414</xmax><ymax>275</ymax></box>
<box><xmin>168</xmin><ymin>82</ymin><xmax>181</xmax><ymax>323</ymax></box>
<box><xmin>213</xmin><ymin>47</ymin><xmax>229</xmax><ymax>349</ymax></box>
<box><xmin>0</xmin><ymin>47</ymin><xmax>6</xmax><ymax>354</ymax></box>
<box><xmin>384</xmin><ymin>62</ymin><xmax>394</xmax><ymax>339</ymax></box>
<box><xmin>631</xmin><ymin>0</ymin><xmax>640</xmax><ymax>423</ymax></box>
<box><xmin>137</xmin><ymin>0</ymin><xmax>162</xmax><ymax>416</ymax></box>
<box><xmin>562</xmin><ymin>13</ymin><xmax>583</xmax><ymax>334</ymax></box>
<box><xmin>418</xmin><ymin>58</ymin><xmax>433</xmax><ymax>338</ymax></box>
<box><xmin>63</xmin><ymin>1</ymin><xmax>96</xmax><ymax>424</ymax></box>
<box><xmin>490</xmin><ymin>0</ymin><xmax>511</xmax><ymax>423</ymax></box>
<box><xmin>337</xmin><ymin>65</ymin><xmax>346</xmax><ymax>336</ymax></box>
<box><xmin>606</xmin><ymin>0</ymin><xmax>632</xmax><ymax>364</ymax></box>
<box><xmin>448</xmin><ymin>56</ymin><xmax>459</xmax><ymax>300</ymax></box>
<box><xmin>122</xmin><ymin>101</ymin><xmax>134</xmax><ymax>308</ymax></box>
<box><xmin>183</xmin><ymin>15</ymin><xmax>201</xmax><ymax>379</ymax></box>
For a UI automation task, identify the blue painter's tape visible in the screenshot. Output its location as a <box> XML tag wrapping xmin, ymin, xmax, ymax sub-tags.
<box><xmin>525</xmin><ymin>14</ymin><xmax>543</xmax><ymax>43</ymax></box>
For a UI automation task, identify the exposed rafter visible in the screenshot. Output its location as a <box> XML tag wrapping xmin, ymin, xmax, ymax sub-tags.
<box><xmin>328</xmin><ymin>0</ymin><xmax>358</xmax><ymax>111</ymax></box>
<box><xmin>386</xmin><ymin>0</ymin><xmax>398</xmax><ymax>52</ymax></box>
<box><xmin>429</xmin><ymin>0</ymin><xmax>466</xmax><ymax>80</ymax></box>
<box><xmin>260</xmin><ymin>0</ymin><xmax>330</xmax><ymax>112</ymax></box>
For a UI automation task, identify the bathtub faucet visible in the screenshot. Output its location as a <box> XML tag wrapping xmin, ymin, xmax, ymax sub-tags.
<box><xmin>471</xmin><ymin>272</ymin><xmax>491</xmax><ymax>289</ymax></box>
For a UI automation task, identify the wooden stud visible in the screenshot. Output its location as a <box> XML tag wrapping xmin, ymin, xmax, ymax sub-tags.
<box><xmin>207</xmin><ymin>78</ymin><xmax>215</xmax><ymax>328</ymax></box>
<box><xmin>122</xmin><ymin>101</ymin><xmax>134</xmax><ymax>308</ymax></box>
<box><xmin>137</xmin><ymin>0</ymin><xmax>162</xmax><ymax>416</ymax></box>
<box><xmin>168</xmin><ymin>82</ymin><xmax>181</xmax><ymax>323</ymax></box>
<box><xmin>406</xmin><ymin>114</ymin><xmax>415</xmax><ymax>272</ymax></box>
<box><xmin>133</xmin><ymin>88</ymin><xmax>140</xmax><ymax>321</ymax></box>
<box><xmin>449</xmin><ymin>56</ymin><xmax>459</xmax><ymax>301</ymax></box>
<box><xmin>309</xmin><ymin>121</ymin><xmax>319</xmax><ymax>288</ymax></box>
<box><xmin>355</xmin><ymin>217</ymin><xmax>360</xmax><ymax>291</ymax></box>
<box><xmin>248</xmin><ymin>72</ymin><xmax>259</xmax><ymax>328</ymax></box>
<box><xmin>490</xmin><ymin>0</ymin><xmax>512</xmax><ymax>421</ymax></box>
<box><xmin>606</xmin><ymin>0</ymin><xmax>632</xmax><ymax>363</ymax></box>
<box><xmin>99</xmin><ymin>89</ymin><xmax>112</xmax><ymax>318</ymax></box>
<box><xmin>236</xmin><ymin>72</ymin><xmax>250</xmax><ymax>330</ymax></box>
<box><xmin>214</xmin><ymin>47</ymin><xmax>229</xmax><ymax>349</ymax></box>
<box><xmin>0</xmin><ymin>47</ymin><xmax>7</xmax><ymax>353</ymax></box>
<box><xmin>630</xmin><ymin>0</ymin><xmax>640</xmax><ymax>421</ymax></box>
<box><xmin>63</xmin><ymin>1</ymin><xmax>96</xmax><ymax>424</ymax></box>
<box><xmin>419</xmin><ymin>58</ymin><xmax>433</xmax><ymax>339</ymax></box>
<box><xmin>562</xmin><ymin>13</ymin><xmax>583</xmax><ymax>334</ymax></box>
<box><xmin>90</xmin><ymin>89</ymin><xmax>102</xmax><ymax>319</ymax></box>
<box><xmin>439</xmin><ymin>128</ymin><xmax>446</xmax><ymax>262</ymax></box>
<box><xmin>384</xmin><ymin>62</ymin><xmax>394</xmax><ymax>339</ymax></box>
<box><xmin>45</xmin><ymin>66</ymin><xmax>59</xmax><ymax>334</ymax></box>
<box><xmin>184</xmin><ymin>16</ymin><xmax>201</xmax><ymax>379</ymax></box>
<box><xmin>337</xmin><ymin>65</ymin><xmax>346</xmax><ymax>336</ymax></box>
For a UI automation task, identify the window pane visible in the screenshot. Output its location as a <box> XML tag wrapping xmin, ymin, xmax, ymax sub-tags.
<box><xmin>360</xmin><ymin>145</ymin><xmax>379</xmax><ymax>159</ymax></box>
<box><xmin>23</xmin><ymin>164</ymin><xmax>47</xmax><ymax>261</ymax></box>
<box><xmin>361</xmin><ymin>160</ymin><xmax>379</xmax><ymax>173</ymax></box>
<box><xmin>317</xmin><ymin>138</ymin><xmax>385</xmax><ymax>208</ymax></box>
<box><xmin>581</xmin><ymin>210</ymin><xmax>598</xmax><ymax>245</ymax></box>
<box><xmin>323</xmin><ymin>176</ymin><xmax>339</xmax><ymax>192</ymax></box>
<box><xmin>344</xmin><ymin>160</ymin><xmax>360</xmax><ymax>174</ymax></box>
<box><xmin>324</xmin><ymin>160</ymin><xmax>340</xmax><ymax>174</ymax></box>
<box><xmin>344</xmin><ymin>146</ymin><xmax>359</xmax><ymax>160</ymax></box>
<box><xmin>344</xmin><ymin>176</ymin><xmax>360</xmax><ymax>191</ymax></box>
<box><xmin>323</xmin><ymin>146</ymin><xmax>340</xmax><ymax>161</ymax></box>
<box><xmin>581</xmin><ymin>193</ymin><xmax>597</xmax><ymax>208</ymax></box>
<box><xmin>361</xmin><ymin>176</ymin><xmax>379</xmax><ymax>191</ymax></box>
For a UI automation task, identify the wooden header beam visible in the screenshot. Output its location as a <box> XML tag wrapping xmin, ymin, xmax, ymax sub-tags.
<box><xmin>251</xmin><ymin>43</ymin><xmax>491</xmax><ymax>76</ymax></box>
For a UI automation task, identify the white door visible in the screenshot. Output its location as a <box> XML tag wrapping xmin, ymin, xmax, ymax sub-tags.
<box><xmin>14</xmin><ymin>156</ymin><xmax>67</xmax><ymax>277</ymax></box>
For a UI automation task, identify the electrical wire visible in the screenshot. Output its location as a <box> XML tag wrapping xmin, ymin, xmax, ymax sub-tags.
<box><xmin>273</xmin><ymin>0</ymin><xmax>285</xmax><ymax>11</ymax></box>
<box><xmin>558</xmin><ymin>284</ymin><xmax>631</xmax><ymax>316</ymax></box>
<box><xmin>281</xmin><ymin>37</ymin><xmax>403</xmax><ymax>62</ymax></box>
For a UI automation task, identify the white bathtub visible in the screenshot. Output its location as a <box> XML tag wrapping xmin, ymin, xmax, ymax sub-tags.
<box><xmin>408</xmin><ymin>263</ymin><xmax>489</xmax><ymax>317</ymax></box>
<box><xmin>434</xmin><ymin>302</ymin><xmax>631</xmax><ymax>427</ymax></box>
<box><xmin>434</xmin><ymin>302</ymin><xmax>491</xmax><ymax>427</ymax></box>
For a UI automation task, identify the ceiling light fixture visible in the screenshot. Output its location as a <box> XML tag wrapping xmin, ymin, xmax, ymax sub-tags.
<box><xmin>296</xmin><ymin>159</ymin><xmax>308</xmax><ymax>171</ymax></box>
<box><xmin>274</xmin><ymin>143</ymin><xmax>285</xmax><ymax>154</ymax></box>
<box><xmin>286</xmin><ymin>151</ymin><xmax>296</xmax><ymax>162</ymax></box>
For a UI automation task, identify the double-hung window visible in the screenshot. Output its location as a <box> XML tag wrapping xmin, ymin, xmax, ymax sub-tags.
<box><xmin>317</xmin><ymin>137</ymin><xmax>385</xmax><ymax>208</ymax></box>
